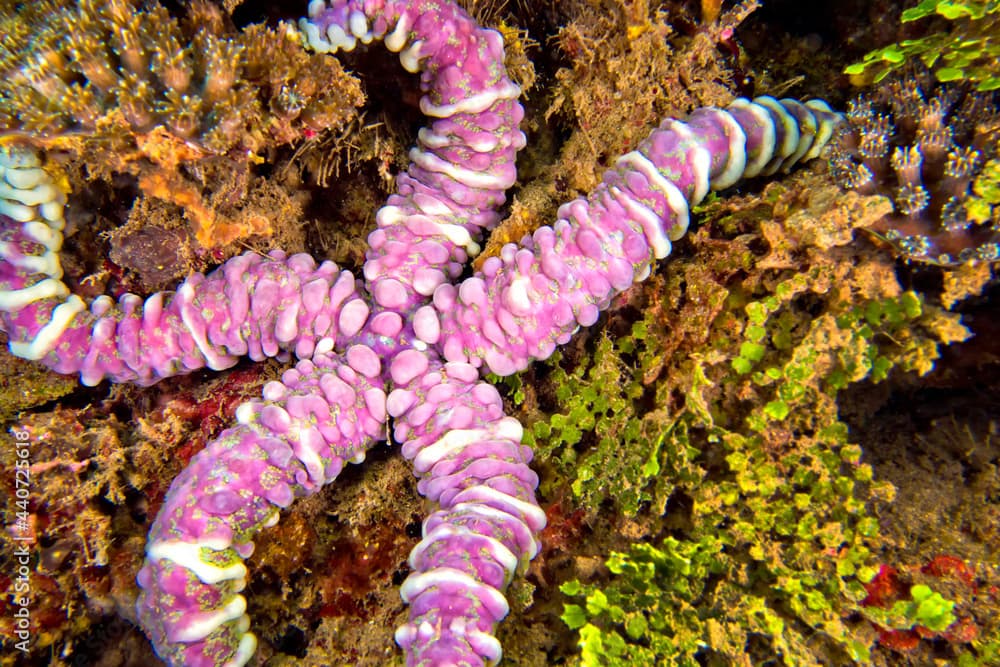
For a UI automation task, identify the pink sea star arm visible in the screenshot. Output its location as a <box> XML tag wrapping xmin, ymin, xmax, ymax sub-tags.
<box><xmin>135</xmin><ymin>348</ymin><xmax>388</xmax><ymax>667</ymax></box>
<box><xmin>302</xmin><ymin>0</ymin><xmax>526</xmax><ymax>313</ymax></box>
<box><xmin>387</xmin><ymin>347</ymin><xmax>544</xmax><ymax>665</ymax></box>
<box><xmin>303</xmin><ymin>4</ymin><xmax>544</xmax><ymax>665</ymax></box>
<box><xmin>0</xmin><ymin>153</ymin><xmax>370</xmax><ymax>385</ymax></box>
<box><xmin>425</xmin><ymin>98</ymin><xmax>843</xmax><ymax>375</ymax></box>
<box><xmin>133</xmin><ymin>2</ymin><xmax>537</xmax><ymax>665</ymax></box>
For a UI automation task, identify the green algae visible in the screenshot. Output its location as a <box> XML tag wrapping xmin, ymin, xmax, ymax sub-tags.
<box><xmin>0</xmin><ymin>358</ymin><xmax>77</xmax><ymax>421</ymax></box>
<box><xmin>509</xmin><ymin>170</ymin><xmax>983</xmax><ymax>664</ymax></box>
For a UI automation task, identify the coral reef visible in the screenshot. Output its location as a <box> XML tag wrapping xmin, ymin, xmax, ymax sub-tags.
<box><xmin>0</xmin><ymin>0</ymin><xmax>361</xmax><ymax>151</ymax></box>
<box><xmin>828</xmin><ymin>76</ymin><xmax>1000</xmax><ymax>264</ymax></box>
<box><xmin>0</xmin><ymin>1</ymin><xmax>996</xmax><ymax>667</ymax></box>
<box><xmin>516</xmin><ymin>166</ymin><xmax>981</xmax><ymax>664</ymax></box>
<box><xmin>0</xmin><ymin>0</ymin><xmax>848</xmax><ymax>663</ymax></box>
<box><xmin>0</xmin><ymin>407</ymin><xmax>131</xmax><ymax>658</ymax></box>
<box><xmin>0</xmin><ymin>0</ymin><xmax>363</xmax><ymax>251</ymax></box>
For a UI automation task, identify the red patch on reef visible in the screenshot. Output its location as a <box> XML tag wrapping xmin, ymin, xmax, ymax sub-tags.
<box><xmin>541</xmin><ymin>498</ymin><xmax>587</xmax><ymax>553</ymax></box>
<box><xmin>317</xmin><ymin>523</ymin><xmax>406</xmax><ymax>619</ymax></box>
<box><xmin>922</xmin><ymin>554</ymin><xmax>975</xmax><ymax>588</ymax></box>
<box><xmin>168</xmin><ymin>367</ymin><xmax>263</xmax><ymax>424</ymax></box>
<box><xmin>943</xmin><ymin>616</ymin><xmax>980</xmax><ymax>643</ymax></box>
<box><xmin>876</xmin><ymin>628</ymin><xmax>920</xmax><ymax>651</ymax></box>
<box><xmin>862</xmin><ymin>554</ymin><xmax>984</xmax><ymax>653</ymax></box>
<box><xmin>32</xmin><ymin>573</ymin><xmax>68</xmax><ymax>630</ymax></box>
<box><xmin>164</xmin><ymin>366</ymin><xmax>266</xmax><ymax>465</ymax></box>
<box><xmin>862</xmin><ymin>564</ymin><xmax>904</xmax><ymax>607</ymax></box>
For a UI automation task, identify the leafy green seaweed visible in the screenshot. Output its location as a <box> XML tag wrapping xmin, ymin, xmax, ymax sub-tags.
<box><xmin>844</xmin><ymin>0</ymin><xmax>1000</xmax><ymax>91</ymax></box>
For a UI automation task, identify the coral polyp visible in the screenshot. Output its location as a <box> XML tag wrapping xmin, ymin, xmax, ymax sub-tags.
<box><xmin>828</xmin><ymin>79</ymin><xmax>1000</xmax><ymax>265</ymax></box>
<box><xmin>0</xmin><ymin>0</ymin><xmax>360</xmax><ymax>153</ymax></box>
<box><xmin>0</xmin><ymin>0</ymin><xmax>364</xmax><ymax>250</ymax></box>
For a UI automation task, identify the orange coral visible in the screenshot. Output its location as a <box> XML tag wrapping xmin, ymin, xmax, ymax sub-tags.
<box><xmin>0</xmin><ymin>0</ymin><xmax>363</xmax><ymax>250</ymax></box>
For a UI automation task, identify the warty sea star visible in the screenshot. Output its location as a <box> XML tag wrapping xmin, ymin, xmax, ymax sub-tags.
<box><xmin>0</xmin><ymin>1</ymin><xmax>841</xmax><ymax>664</ymax></box>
